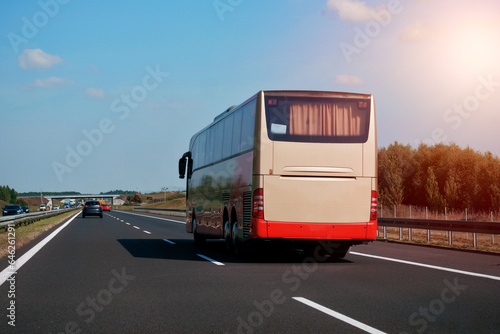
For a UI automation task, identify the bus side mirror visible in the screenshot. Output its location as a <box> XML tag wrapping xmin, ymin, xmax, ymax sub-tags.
<box><xmin>179</xmin><ymin>158</ymin><xmax>186</xmax><ymax>179</ymax></box>
<box><xmin>179</xmin><ymin>151</ymin><xmax>192</xmax><ymax>179</ymax></box>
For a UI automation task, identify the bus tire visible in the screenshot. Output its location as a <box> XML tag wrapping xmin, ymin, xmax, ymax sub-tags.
<box><xmin>329</xmin><ymin>245</ymin><xmax>351</xmax><ymax>260</ymax></box>
<box><xmin>193</xmin><ymin>218</ymin><xmax>205</xmax><ymax>245</ymax></box>
<box><xmin>224</xmin><ymin>220</ymin><xmax>231</xmax><ymax>252</ymax></box>
<box><xmin>231</xmin><ymin>221</ymin><xmax>240</xmax><ymax>256</ymax></box>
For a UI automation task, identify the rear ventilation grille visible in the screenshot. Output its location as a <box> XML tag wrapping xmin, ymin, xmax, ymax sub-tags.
<box><xmin>243</xmin><ymin>191</ymin><xmax>252</xmax><ymax>237</ymax></box>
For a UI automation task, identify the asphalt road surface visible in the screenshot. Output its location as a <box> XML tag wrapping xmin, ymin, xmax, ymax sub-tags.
<box><xmin>1</xmin><ymin>210</ymin><xmax>499</xmax><ymax>333</ymax></box>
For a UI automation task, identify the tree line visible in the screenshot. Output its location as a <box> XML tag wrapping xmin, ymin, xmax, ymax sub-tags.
<box><xmin>18</xmin><ymin>190</ymin><xmax>135</xmax><ymax>196</ymax></box>
<box><xmin>378</xmin><ymin>142</ymin><xmax>500</xmax><ymax>212</ymax></box>
<box><xmin>0</xmin><ymin>185</ymin><xmax>26</xmax><ymax>206</ymax></box>
<box><xmin>19</xmin><ymin>191</ymin><xmax>82</xmax><ymax>197</ymax></box>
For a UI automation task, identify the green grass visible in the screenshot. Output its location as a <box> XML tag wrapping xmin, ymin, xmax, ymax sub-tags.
<box><xmin>0</xmin><ymin>209</ymin><xmax>80</xmax><ymax>259</ymax></box>
<box><xmin>116</xmin><ymin>195</ymin><xmax>186</xmax><ymax>212</ymax></box>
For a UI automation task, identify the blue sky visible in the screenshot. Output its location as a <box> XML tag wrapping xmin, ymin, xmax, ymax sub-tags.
<box><xmin>1</xmin><ymin>0</ymin><xmax>500</xmax><ymax>194</ymax></box>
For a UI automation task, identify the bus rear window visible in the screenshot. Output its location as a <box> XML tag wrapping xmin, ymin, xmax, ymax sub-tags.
<box><xmin>265</xmin><ymin>96</ymin><xmax>370</xmax><ymax>143</ymax></box>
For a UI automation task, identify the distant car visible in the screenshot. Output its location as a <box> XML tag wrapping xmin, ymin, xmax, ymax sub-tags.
<box><xmin>102</xmin><ymin>204</ymin><xmax>111</xmax><ymax>211</ymax></box>
<box><xmin>21</xmin><ymin>206</ymin><xmax>30</xmax><ymax>213</ymax></box>
<box><xmin>82</xmin><ymin>200</ymin><xmax>103</xmax><ymax>218</ymax></box>
<box><xmin>2</xmin><ymin>205</ymin><xmax>23</xmax><ymax>216</ymax></box>
<box><xmin>54</xmin><ymin>205</ymin><xmax>60</xmax><ymax>210</ymax></box>
<box><xmin>40</xmin><ymin>204</ymin><xmax>46</xmax><ymax>211</ymax></box>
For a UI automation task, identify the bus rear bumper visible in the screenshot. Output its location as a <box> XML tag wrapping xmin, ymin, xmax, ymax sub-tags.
<box><xmin>250</xmin><ymin>218</ymin><xmax>377</xmax><ymax>240</ymax></box>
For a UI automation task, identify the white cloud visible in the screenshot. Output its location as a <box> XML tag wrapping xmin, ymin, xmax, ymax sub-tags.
<box><xmin>326</xmin><ymin>0</ymin><xmax>386</xmax><ymax>22</ymax></box>
<box><xmin>27</xmin><ymin>77</ymin><xmax>75</xmax><ymax>88</ymax></box>
<box><xmin>85</xmin><ymin>88</ymin><xmax>105</xmax><ymax>99</ymax></box>
<box><xmin>398</xmin><ymin>20</ymin><xmax>432</xmax><ymax>42</ymax></box>
<box><xmin>335</xmin><ymin>74</ymin><xmax>364</xmax><ymax>85</ymax></box>
<box><xmin>18</xmin><ymin>49</ymin><xmax>64</xmax><ymax>70</ymax></box>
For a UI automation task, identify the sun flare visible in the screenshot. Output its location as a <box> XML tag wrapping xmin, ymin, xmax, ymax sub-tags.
<box><xmin>453</xmin><ymin>24</ymin><xmax>500</xmax><ymax>73</ymax></box>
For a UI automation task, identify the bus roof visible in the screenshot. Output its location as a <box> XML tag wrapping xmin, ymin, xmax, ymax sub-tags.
<box><xmin>188</xmin><ymin>90</ymin><xmax>373</xmax><ymax>149</ymax></box>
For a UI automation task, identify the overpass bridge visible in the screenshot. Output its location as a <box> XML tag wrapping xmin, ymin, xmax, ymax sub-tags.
<box><xmin>49</xmin><ymin>194</ymin><xmax>121</xmax><ymax>205</ymax></box>
<box><xmin>33</xmin><ymin>194</ymin><xmax>122</xmax><ymax>206</ymax></box>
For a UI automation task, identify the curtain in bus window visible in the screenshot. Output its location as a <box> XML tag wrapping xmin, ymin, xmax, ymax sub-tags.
<box><xmin>289</xmin><ymin>103</ymin><xmax>364</xmax><ymax>137</ymax></box>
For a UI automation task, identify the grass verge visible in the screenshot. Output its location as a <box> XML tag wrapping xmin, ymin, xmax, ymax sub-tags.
<box><xmin>0</xmin><ymin>209</ymin><xmax>80</xmax><ymax>259</ymax></box>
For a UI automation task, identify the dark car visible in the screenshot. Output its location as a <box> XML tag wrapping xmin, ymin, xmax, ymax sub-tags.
<box><xmin>82</xmin><ymin>200</ymin><xmax>103</xmax><ymax>218</ymax></box>
<box><xmin>21</xmin><ymin>206</ymin><xmax>30</xmax><ymax>213</ymax></box>
<box><xmin>2</xmin><ymin>205</ymin><xmax>23</xmax><ymax>216</ymax></box>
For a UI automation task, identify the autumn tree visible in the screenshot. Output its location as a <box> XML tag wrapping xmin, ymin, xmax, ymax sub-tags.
<box><xmin>425</xmin><ymin>167</ymin><xmax>445</xmax><ymax>211</ymax></box>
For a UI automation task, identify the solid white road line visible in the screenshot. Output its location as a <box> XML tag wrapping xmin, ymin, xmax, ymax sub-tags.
<box><xmin>116</xmin><ymin>210</ymin><xmax>186</xmax><ymax>224</ymax></box>
<box><xmin>350</xmin><ymin>252</ymin><xmax>500</xmax><ymax>281</ymax></box>
<box><xmin>0</xmin><ymin>211</ymin><xmax>81</xmax><ymax>287</ymax></box>
<box><xmin>163</xmin><ymin>239</ymin><xmax>176</xmax><ymax>244</ymax></box>
<box><xmin>196</xmin><ymin>254</ymin><xmax>225</xmax><ymax>266</ymax></box>
<box><xmin>293</xmin><ymin>297</ymin><xmax>387</xmax><ymax>334</ymax></box>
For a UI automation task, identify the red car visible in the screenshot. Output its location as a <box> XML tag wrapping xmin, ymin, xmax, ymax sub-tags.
<box><xmin>102</xmin><ymin>204</ymin><xmax>111</xmax><ymax>211</ymax></box>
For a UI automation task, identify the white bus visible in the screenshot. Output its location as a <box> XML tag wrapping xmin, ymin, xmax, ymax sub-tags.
<box><xmin>179</xmin><ymin>90</ymin><xmax>377</xmax><ymax>258</ymax></box>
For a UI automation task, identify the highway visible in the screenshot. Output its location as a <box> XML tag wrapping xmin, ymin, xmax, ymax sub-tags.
<box><xmin>1</xmin><ymin>211</ymin><xmax>499</xmax><ymax>333</ymax></box>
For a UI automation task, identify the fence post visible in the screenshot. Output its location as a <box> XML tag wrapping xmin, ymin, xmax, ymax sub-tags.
<box><xmin>426</xmin><ymin>207</ymin><xmax>430</xmax><ymax>242</ymax></box>
<box><xmin>409</xmin><ymin>205</ymin><xmax>412</xmax><ymax>241</ymax></box>
<box><xmin>473</xmin><ymin>233</ymin><xmax>477</xmax><ymax>248</ymax></box>
<box><xmin>394</xmin><ymin>205</ymin><xmax>398</xmax><ymax>233</ymax></box>
<box><xmin>466</xmin><ymin>208</ymin><xmax>468</xmax><ymax>240</ymax></box>
<box><xmin>493</xmin><ymin>212</ymin><xmax>495</xmax><ymax>245</ymax></box>
<box><xmin>445</xmin><ymin>207</ymin><xmax>448</xmax><ymax>240</ymax></box>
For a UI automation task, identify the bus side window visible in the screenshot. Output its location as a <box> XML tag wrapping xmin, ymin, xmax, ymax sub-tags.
<box><xmin>241</xmin><ymin>101</ymin><xmax>256</xmax><ymax>151</ymax></box>
<box><xmin>213</xmin><ymin>121</ymin><xmax>223</xmax><ymax>162</ymax></box>
<box><xmin>231</xmin><ymin>110</ymin><xmax>242</xmax><ymax>155</ymax></box>
<box><xmin>206</xmin><ymin>127</ymin><xmax>214</xmax><ymax>165</ymax></box>
<box><xmin>222</xmin><ymin>114</ymin><xmax>233</xmax><ymax>159</ymax></box>
<box><xmin>198</xmin><ymin>131</ymin><xmax>207</xmax><ymax>167</ymax></box>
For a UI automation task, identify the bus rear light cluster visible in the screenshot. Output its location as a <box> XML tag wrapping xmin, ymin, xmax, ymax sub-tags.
<box><xmin>252</xmin><ymin>188</ymin><xmax>264</xmax><ymax>219</ymax></box>
<box><xmin>370</xmin><ymin>190</ymin><xmax>378</xmax><ymax>221</ymax></box>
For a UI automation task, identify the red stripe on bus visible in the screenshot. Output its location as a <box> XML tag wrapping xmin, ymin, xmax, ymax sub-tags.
<box><xmin>252</xmin><ymin>218</ymin><xmax>377</xmax><ymax>240</ymax></box>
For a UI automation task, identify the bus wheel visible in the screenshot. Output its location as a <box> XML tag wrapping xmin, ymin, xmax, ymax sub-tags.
<box><xmin>321</xmin><ymin>245</ymin><xmax>351</xmax><ymax>261</ymax></box>
<box><xmin>224</xmin><ymin>220</ymin><xmax>231</xmax><ymax>252</ymax></box>
<box><xmin>328</xmin><ymin>246</ymin><xmax>351</xmax><ymax>260</ymax></box>
<box><xmin>193</xmin><ymin>219</ymin><xmax>205</xmax><ymax>245</ymax></box>
<box><xmin>231</xmin><ymin>222</ymin><xmax>240</xmax><ymax>256</ymax></box>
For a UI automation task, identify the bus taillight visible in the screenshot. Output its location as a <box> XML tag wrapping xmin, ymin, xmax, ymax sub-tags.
<box><xmin>370</xmin><ymin>191</ymin><xmax>378</xmax><ymax>221</ymax></box>
<box><xmin>252</xmin><ymin>188</ymin><xmax>264</xmax><ymax>219</ymax></box>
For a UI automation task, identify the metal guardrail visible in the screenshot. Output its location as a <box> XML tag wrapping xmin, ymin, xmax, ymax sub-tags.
<box><xmin>133</xmin><ymin>207</ymin><xmax>184</xmax><ymax>213</ymax></box>
<box><xmin>377</xmin><ymin>217</ymin><xmax>500</xmax><ymax>247</ymax></box>
<box><xmin>378</xmin><ymin>217</ymin><xmax>500</xmax><ymax>234</ymax></box>
<box><xmin>132</xmin><ymin>207</ymin><xmax>185</xmax><ymax>216</ymax></box>
<box><xmin>0</xmin><ymin>208</ymin><xmax>79</xmax><ymax>229</ymax></box>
